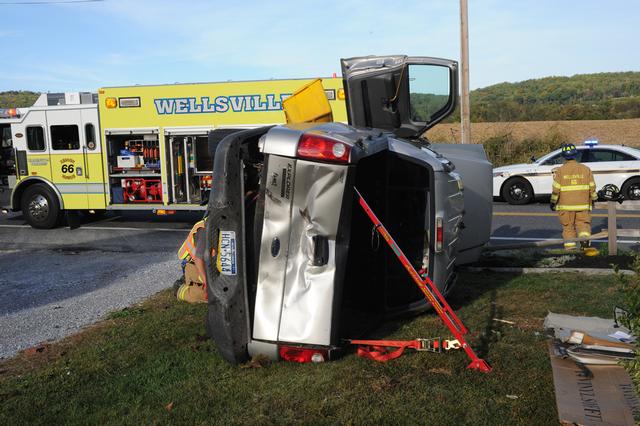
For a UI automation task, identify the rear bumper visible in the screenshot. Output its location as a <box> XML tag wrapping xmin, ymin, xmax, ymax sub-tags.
<box><xmin>205</xmin><ymin>127</ymin><xmax>269</xmax><ymax>365</ymax></box>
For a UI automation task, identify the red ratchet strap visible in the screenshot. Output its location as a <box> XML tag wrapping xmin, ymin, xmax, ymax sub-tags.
<box><xmin>348</xmin><ymin>338</ymin><xmax>461</xmax><ymax>362</ymax></box>
<box><xmin>353</xmin><ymin>188</ymin><xmax>492</xmax><ymax>373</ymax></box>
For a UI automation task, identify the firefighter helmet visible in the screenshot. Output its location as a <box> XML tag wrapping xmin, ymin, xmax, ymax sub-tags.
<box><xmin>597</xmin><ymin>184</ymin><xmax>621</xmax><ymax>201</ymax></box>
<box><xmin>561</xmin><ymin>143</ymin><xmax>578</xmax><ymax>159</ymax></box>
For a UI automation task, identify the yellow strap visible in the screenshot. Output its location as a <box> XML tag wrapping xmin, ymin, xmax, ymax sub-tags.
<box><xmin>557</xmin><ymin>204</ymin><xmax>591</xmax><ymax>211</ymax></box>
<box><xmin>578</xmin><ymin>232</ymin><xmax>591</xmax><ymax>238</ymax></box>
<box><xmin>560</xmin><ymin>184</ymin><xmax>591</xmax><ymax>191</ymax></box>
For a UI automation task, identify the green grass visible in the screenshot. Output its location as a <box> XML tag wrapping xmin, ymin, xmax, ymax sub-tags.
<box><xmin>0</xmin><ymin>272</ymin><xmax>622</xmax><ymax>425</ymax></box>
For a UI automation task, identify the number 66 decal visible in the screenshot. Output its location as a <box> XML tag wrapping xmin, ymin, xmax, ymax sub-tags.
<box><xmin>61</xmin><ymin>164</ymin><xmax>75</xmax><ymax>173</ymax></box>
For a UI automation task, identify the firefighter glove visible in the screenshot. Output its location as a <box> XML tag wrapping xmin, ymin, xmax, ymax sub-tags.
<box><xmin>550</xmin><ymin>203</ymin><xmax>556</xmax><ymax>211</ymax></box>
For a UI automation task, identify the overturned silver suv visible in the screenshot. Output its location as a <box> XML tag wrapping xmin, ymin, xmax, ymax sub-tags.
<box><xmin>204</xmin><ymin>55</ymin><xmax>492</xmax><ymax>364</ymax></box>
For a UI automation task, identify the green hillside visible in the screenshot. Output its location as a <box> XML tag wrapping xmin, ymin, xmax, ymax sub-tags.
<box><xmin>448</xmin><ymin>71</ymin><xmax>640</xmax><ymax>122</ymax></box>
<box><xmin>5</xmin><ymin>71</ymin><xmax>640</xmax><ymax>122</ymax></box>
<box><xmin>0</xmin><ymin>91</ymin><xmax>40</xmax><ymax>109</ymax></box>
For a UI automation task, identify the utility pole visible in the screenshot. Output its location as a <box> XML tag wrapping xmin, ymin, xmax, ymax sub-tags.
<box><xmin>460</xmin><ymin>0</ymin><xmax>471</xmax><ymax>144</ymax></box>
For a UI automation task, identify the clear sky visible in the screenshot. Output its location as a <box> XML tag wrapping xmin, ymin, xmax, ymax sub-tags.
<box><xmin>1</xmin><ymin>0</ymin><xmax>638</xmax><ymax>92</ymax></box>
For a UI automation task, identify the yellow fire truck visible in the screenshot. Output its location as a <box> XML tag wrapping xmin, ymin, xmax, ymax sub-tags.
<box><xmin>0</xmin><ymin>78</ymin><xmax>347</xmax><ymax>228</ymax></box>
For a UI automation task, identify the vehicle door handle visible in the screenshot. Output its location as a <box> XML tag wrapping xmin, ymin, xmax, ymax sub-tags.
<box><xmin>82</xmin><ymin>146</ymin><xmax>89</xmax><ymax>179</ymax></box>
<box><xmin>312</xmin><ymin>235</ymin><xmax>329</xmax><ymax>266</ymax></box>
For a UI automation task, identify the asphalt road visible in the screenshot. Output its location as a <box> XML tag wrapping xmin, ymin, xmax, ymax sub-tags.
<box><xmin>492</xmin><ymin>201</ymin><xmax>640</xmax><ymax>250</ymax></box>
<box><xmin>0</xmin><ymin>203</ymin><xmax>638</xmax><ymax>359</ymax></box>
<box><xmin>0</xmin><ymin>210</ymin><xmax>202</xmax><ymax>359</ymax></box>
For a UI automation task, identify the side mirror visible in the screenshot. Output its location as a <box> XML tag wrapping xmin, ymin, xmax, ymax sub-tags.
<box><xmin>530</xmin><ymin>155</ymin><xmax>537</xmax><ymax>163</ymax></box>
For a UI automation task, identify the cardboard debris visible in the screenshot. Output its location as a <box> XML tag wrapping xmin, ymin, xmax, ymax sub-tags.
<box><xmin>549</xmin><ymin>343</ymin><xmax>640</xmax><ymax>425</ymax></box>
<box><xmin>545</xmin><ymin>312</ymin><xmax>637</xmax><ymax>365</ymax></box>
<box><xmin>544</xmin><ymin>312</ymin><xmax>636</xmax><ymax>345</ymax></box>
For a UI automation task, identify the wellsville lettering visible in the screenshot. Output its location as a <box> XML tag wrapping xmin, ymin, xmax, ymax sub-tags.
<box><xmin>154</xmin><ymin>94</ymin><xmax>290</xmax><ymax>115</ymax></box>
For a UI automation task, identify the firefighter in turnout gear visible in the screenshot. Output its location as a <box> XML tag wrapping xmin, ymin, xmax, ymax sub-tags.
<box><xmin>550</xmin><ymin>143</ymin><xmax>598</xmax><ymax>251</ymax></box>
<box><xmin>175</xmin><ymin>217</ymin><xmax>210</xmax><ymax>303</ymax></box>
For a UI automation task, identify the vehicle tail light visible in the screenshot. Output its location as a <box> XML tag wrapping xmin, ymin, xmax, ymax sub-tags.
<box><xmin>435</xmin><ymin>217</ymin><xmax>443</xmax><ymax>252</ymax></box>
<box><xmin>297</xmin><ymin>133</ymin><xmax>350</xmax><ymax>164</ymax></box>
<box><xmin>278</xmin><ymin>345</ymin><xmax>328</xmax><ymax>363</ymax></box>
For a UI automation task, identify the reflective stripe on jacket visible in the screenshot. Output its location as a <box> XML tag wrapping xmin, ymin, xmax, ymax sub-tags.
<box><xmin>177</xmin><ymin>218</ymin><xmax>207</xmax><ymax>261</ymax></box>
<box><xmin>550</xmin><ymin>160</ymin><xmax>597</xmax><ymax>211</ymax></box>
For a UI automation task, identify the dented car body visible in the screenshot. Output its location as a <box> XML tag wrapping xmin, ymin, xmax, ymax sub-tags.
<box><xmin>204</xmin><ymin>56</ymin><xmax>492</xmax><ymax>364</ymax></box>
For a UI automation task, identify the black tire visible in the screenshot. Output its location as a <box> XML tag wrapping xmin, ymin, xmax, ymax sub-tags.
<box><xmin>21</xmin><ymin>184</ymin><xmax>62</xmax><ymax>229</ymax></box>
<box><xmin>501</xmin><ymin>177</ymin><xmax>534</xmax><ymax>205</ymax></box>
<box><xmin>621</xmin><ymin>177</ymin><xmax>640</xmax><ymax>201</ymax></box>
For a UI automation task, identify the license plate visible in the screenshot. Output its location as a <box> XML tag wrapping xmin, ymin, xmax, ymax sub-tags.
<box><xmin>217</xmin><ymin>230</ymin><xmax>237</xmax><ymax>276</ymax></box>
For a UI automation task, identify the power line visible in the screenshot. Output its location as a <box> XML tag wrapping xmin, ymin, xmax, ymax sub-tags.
<box><xmin>0</xmin><ymin>0</ymin><xmax>103</xmax><ymax>4</ymax></box>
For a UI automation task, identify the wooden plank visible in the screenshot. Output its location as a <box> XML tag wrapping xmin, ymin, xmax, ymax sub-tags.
<box><xmin>608</xmin><ymin>201</ymin><xmax>618</xmax><ymax>255</ymax></box>
<box><xmin>485</xmin><ymin>231</ymin><xmax>609</xmax><ymax>252</ymax></box>
<box><xmin>617</xmin><ymin>229</ymin><xmax>640</xmax><ymax>238</ymax></box>
<box><xmin>594</xmin><ymin>201</ymin><xmax>640</xmax><ymax>211</ymax></box>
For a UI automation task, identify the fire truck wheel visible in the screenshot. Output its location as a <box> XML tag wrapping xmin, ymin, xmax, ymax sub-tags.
<box><xmin>21</xmin><ymin>184</ymin><xmax>62</xmax><ymax>229</ymax></box>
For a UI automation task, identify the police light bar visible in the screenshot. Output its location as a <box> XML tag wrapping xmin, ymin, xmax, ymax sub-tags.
<box><xmin>584</xmin><ymin>139</ymin><xmax>599</xmax><ymax>147</ymax></box>
<box><xmin>0</xmin><ymin>108</ymin><xmax>19</xmax><ymax>119</ymax></box>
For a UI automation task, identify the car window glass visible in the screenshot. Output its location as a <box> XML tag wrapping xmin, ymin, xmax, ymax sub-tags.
<box><xmin>27</xmin><ymin>126</ymin><xmax>46</xmax><ymax>151</ymax></box>
<box><xmin>408</xmin><ymin>64</ymin><xmax>451</xmax><ymax>123</ymax></box>
<box><xmin>586</xmin><ymin>149</ymin><xmax>616</xmax><ymax>162</ymax></box>
<box><xmin>613</xmin><ymin>151</ymin><xmax>636</xmax><ymax>161</ymax></box>
<box><xmin>51</xmin><ymin>125</ymin><xmax>80</xmax><ymax>150</ymax></box>
<box><xmin>543</xmin><ymin>154</ymin><xmax>565</xmax><ymax>165</ymax></box>
<box><xmin>85</xmin><ymin>123</ymin><xmax>96</xmax><ymax>150</ymax></box>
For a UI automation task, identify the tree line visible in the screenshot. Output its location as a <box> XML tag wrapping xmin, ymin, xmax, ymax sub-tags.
<box><xmin>447</xmin><ymin>71</ymin><xmax>640</xmax><ymax>122</ymax></box>
<box><xmin>0</xmin><ymin>91</ymin><xmax>40</xmax><ymax>109</ymax></box>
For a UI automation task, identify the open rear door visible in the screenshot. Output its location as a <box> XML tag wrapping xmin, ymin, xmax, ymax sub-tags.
<box><xmin>341</xmin><ymin>55</ymin><xmax>458</xmax><ymax>139</ymax></box>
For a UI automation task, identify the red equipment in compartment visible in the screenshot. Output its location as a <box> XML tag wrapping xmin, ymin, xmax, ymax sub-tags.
<box><xmin>122</xmin><ymin>178</ymin><xmax>162</xmax><ymax>203</ymax></box>
<box><xmin>200</xmin><ymin>175</ymin><xmax>212</xmax><ymax>189</ymax></box>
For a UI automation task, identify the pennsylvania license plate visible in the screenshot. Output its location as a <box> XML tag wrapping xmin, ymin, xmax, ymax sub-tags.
<box><xmin>217</xmin><ymin>230</ymin><xmax>237</xmax><ymax>276</ymax></box>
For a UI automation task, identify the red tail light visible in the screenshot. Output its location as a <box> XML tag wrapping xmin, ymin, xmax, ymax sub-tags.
<box><xmin>297</xmin><ymin>133</ymin><xmax>350</xmax><ymax>164</ymax></box>
<box><xmin>435</xmin><ymin>217</ymin><xmax>443</xmax><ymax>252</ymax></box>
<box><xmin>278</xmin><ymin>345</ymin><xmax>328</xmax><ymax>363</ymax></box>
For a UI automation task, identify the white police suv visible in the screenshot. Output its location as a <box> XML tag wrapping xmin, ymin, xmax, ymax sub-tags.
<box><xmin>493</xmin><ymin>141</ymin><xmax>640</xmax><ymax>204</ymax></box>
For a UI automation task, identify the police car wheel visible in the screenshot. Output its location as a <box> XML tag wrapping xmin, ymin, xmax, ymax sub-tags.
<box><xmin>502</xmin><ymin>177</ymin><xmax>533</xmax><ymax>205</ymax></box>
<box><xmin>621</xmin><ymin>177</ymin><xmax>640</xmax><ymax>201</ymax></box>
<box><xmin>21</xmin><ymin>184</ymin><xmax>62</xmax><ymax>229</ymax></box>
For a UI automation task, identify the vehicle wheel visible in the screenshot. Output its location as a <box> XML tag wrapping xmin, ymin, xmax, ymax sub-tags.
<box><xmin>21</xmin><ymin>184</ymin><xmax>62</xmax><ymax>229</ymax></box>
<box><xmin>501</xmin><ymin>177</ymin><xmax>534</xmax><ymax>205</ymax></box>
<box><xmin>621</xmin><ymin>177</ymin><xmax>640</xmax><ymax>201</ymax></box>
